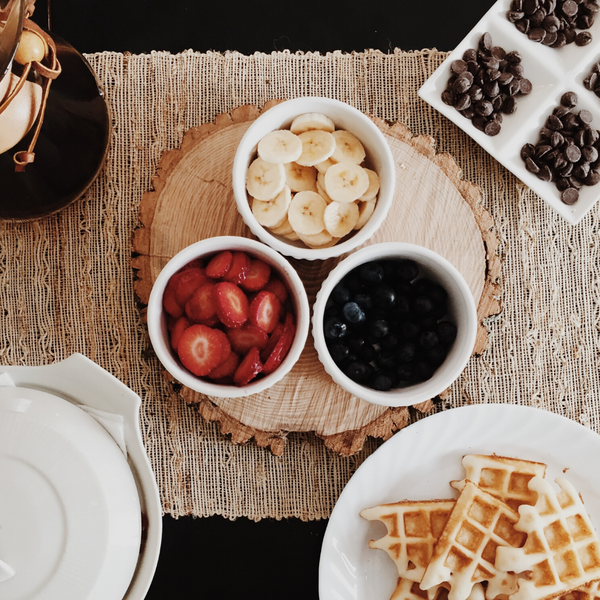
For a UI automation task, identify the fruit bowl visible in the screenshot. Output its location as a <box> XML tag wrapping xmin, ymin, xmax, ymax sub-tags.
<box><xmin>147</xmin><ymin>236</ymin><xmax>310</xmax><ymax>398</ymax></box>
<box><xmin>311</xmin><ymin>242</ymin><xmax>478</xmax><ymax>407</ymax></box>
<box><xmin>232</xmin><ymin>97</ymin><xmax>396</xmax><ymax>261</ymax></box>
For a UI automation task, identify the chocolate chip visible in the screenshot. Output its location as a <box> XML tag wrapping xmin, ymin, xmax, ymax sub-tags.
<box><xmin>503</xmin><ymin>96</ymin><xmax>518</xmax><ymax>114</ymax></box>
<box><xmin>484</xmin><ymin>120</ymin><xmax>502</xmax><ymax>136</ymax></box>
<box><xmin>579</xmin><ymin>109</ymin><xmax>594</xmax><ymax>125</ymax></box>
<box><xmin>479</xmin><ymin>32</ymin><xmax>493</xmax><ymax>51</ymax></box>
<box><xmin>547</xmin><ymin>114</ymin><xmax>564</xmax><ymax>130</ymax></box>
<box><xmin>526</xmin><ymin>156</ymin><xmax>541</xmax><ymax>173</ymax></box>
<box><xmin>455</xmin><ymin>94</ymin><xmax>472</xmax><ymax>111</ymax></box>
<box><xmin>583</xmin><ymin>145</ymin><xmax>599</xmax><ymax>161</ymax></box>
<box><xmin>584</xmin><ymin>170</ymin><xmax>600</xmax><ymax>185</ymax></box>
<box><xmin>453</xmin><ymin>72</ymin><xmax>474</xmax><ymax>93</ymax></box>
<box><xmin>561</xmin><ymin>187</ymin><xmax>580</xmax><ymax>204</ymax></box>
<box><xmin>565</xmin><ymin>144</ymin><xmax>583</xmax><ymax>162</ymax></box>
<box><xmin>476</xmin><ymin>100</ymin><xmax>494</xmax><ymax>116</ymax></box>
<box><xmin>576</xmin><ymin>31</ymin><xmax>593</xmax><ymax>44</ymax></box>
<box><xmin>528</xmin><ymin>27</ymin><xmax>548</xmax><ymax>41</ymax></box>
<box><xmin>562</xmin><ymin>0</ymin><xmax>579</xmax><ymax>16</ymax></box>
<box><xmin>562</xmin><ymin>91</ymin><xmax>579</xmax><ymax>107</ymax></box>
<box><xmin>521</xmin><ymin>143</ymin><xmax>536</xmax><ymax>159</ymax></box>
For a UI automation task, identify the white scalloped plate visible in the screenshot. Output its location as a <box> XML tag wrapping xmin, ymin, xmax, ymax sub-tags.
<box><xmin>318</xmin><ymin>404</ymin><xmax>600</xmax><ymax>600</ymax></box>
<box><xmin>419</xmin><ymin>0</ymin><xmax>600</xmax><ymax>224</ymax></box>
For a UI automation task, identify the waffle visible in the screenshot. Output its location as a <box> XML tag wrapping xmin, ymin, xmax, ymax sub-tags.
<box><xmin>496</xmin><ymin>476</ymin><xmax>600</xmax><ymax>600</ymax></box>
<box><xmin>420</xmin><ymin>480</ymin><xmax>525</xmax><ymax>600</ymax></box>
<box><xmin>451</xmin><ymin>454</ymin><xmax>547</xmax><ymax>512</ymax></box>
<box><xmin>361</xmin><ymin>499</ymin><xmax>456</xmax><ymax>584</ymax></box>
<box><xmin>560</xmin><ymin>580</ymin><xmax>600</xmax><ymax>600</ymax></box>
<box><xmin>390</xmin><ymin>579</ymin><xmax>485</xmax><ymax>600</ymax></box>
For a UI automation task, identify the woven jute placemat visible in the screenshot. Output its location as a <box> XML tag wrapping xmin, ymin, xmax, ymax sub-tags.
<box><xmin>3</xmin><ymin>48</ymin><xmax>600</xmax><ymax>521</ymax></box>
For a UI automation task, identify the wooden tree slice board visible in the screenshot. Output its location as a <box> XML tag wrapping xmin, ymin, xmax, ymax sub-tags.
<box><xmin>132</xmin><ymin>102</ymin><xmax>501</xmax><ymax>456</ymax></box>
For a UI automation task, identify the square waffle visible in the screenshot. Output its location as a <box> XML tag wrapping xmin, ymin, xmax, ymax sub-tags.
<box><xmin>496</xmin><ymin>476</ymin><xmax>600</xmax><ymax>600</ymax></box>
<box><xmin>420</xmin><ymin>481</ymin><xmax>526</xmax><ymax>600</ymax></box>
<box><xmin>451</xmin><ymin>455</ymin><xmax>547</xmax><ymax>512</ymax></box>
<box><xmin>390</xmin><ymin>579</ymin><xmax>485</xmax><ymax>600</ymax></box>
<box><xmin>361</xmin><ymin>500</ymin><xmax>456</xmax><ymax>585</ymax></box>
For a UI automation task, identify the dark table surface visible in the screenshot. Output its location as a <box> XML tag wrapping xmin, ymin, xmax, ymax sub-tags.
<box><xmin>26</xmin><ymin>1</ymin><xmax>496</xmax><ymax>598</ymax></box>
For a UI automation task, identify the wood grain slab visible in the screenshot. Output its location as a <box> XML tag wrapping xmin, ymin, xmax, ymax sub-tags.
<box><xmin>132</xmin><ymin>101</ymin><xmax>501</xmax><ymax>456</ymax></box>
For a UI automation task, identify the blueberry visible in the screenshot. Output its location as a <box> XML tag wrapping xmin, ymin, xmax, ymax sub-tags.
<box><xmin>348</xmin><ymin>335</ymin><xmax>366</xmax><ymax>352</ymax></box>
<box><xmin>359</xmin><ymin>262</ymin><xmax>384</xmax><ymax>284</ymax></box>
<box><xmin>394</xmin><ymin>295</ymin><xmax>411</xmax><ymax>316</ymax></box>
<box><xmin>396</xmin><ymin>341</ymin><xmax>417</xmax><ymax>363</ymax></box>
<box><xmin>324</xmin><ymin>317</ymin><xmax>348</xmax><ymax>340</ymax></box>
<box><xmin>419</xmin><ymin>330</ymin><xmax>440</xmax><ymax>349</ymax></box>
<box><xmin>427</xmin><ymin>344</ymin><xmax>447</xmax><ymax>367</ymax></box>
<box><xmin>354</xmin><ymin>293</ymin><xmax>373</xmax><ymax>310</ymax></box>
<box><xmin>396</xmin><ymin>362</ymin><xmax>415</xmax><ymax>381</ymax></box>
<box><xmin>427</xmin><ymin>283</ymin><xmax>448</xmax><ymax>306</ymax></box>
<box><xmin>371</xmin><ymin>371</ymin><xmax>395</xmax><ymax>391</ymax></box>
<box><xmin>397</xmin><ymin>259</ymin><xmax>419</xmax><ymax>281</ymax></box>
<box><xmin>375</xmin><ymin>350</ymin><xmax>396</xmax><ymax>371</ymax></box>
<box><xmin>438</xmin><ymin>321</ymin><xmax>457</xmax><ymax>346</ymax></box>
<box><xmin>374</xmin><ymin>285</ymin><xmax>396</xmax><ymax>309</ymax></box>
<box><xmin>342</xmin><ymin>301</ymin><xmax>366</xmax><ymax>324</ymax></box>
<box><xmin>329</xmin><ymin>342</ymin><xmax>350</xmax><ymax>364</ymax></box>
<box><xmin>371</xmin><ymin>319</ymin><xmax>390</xmax><ymax>338</ymax></box>
<box><xmin>380</xmin><ymin>333</ymin><xmax>399</xmax><ymax>349</ymax></box>
<box><xmin>419</xmin><ymin>316</ymin><xmax>438</xmax><ymax>330</ymax></box>
<box><xmin>360</xmin><ymin>344</ymin><xmax>377</xmax><ymax>363</ymax></box>
<box><xmin>399</xmin><ymin>320</ymin><xmax>421</xmax><ymax>340</ymax></box>
<box><xmin>344</xmin><ymin>360</ymin><xmax>374</xmax><ymax>383</ymax></box>
<box><xmin>414</xmin><ymin>361</ymin><xmax>435</xmax><ymax>382</ymax></box>
<box><xmin>344</xmin><ymin>273</ymin><xmax>364</xmax><ymax>294</ymax></box>
<box><xmin>413</xmin><ymin>295</ymin><xmax>435</xmax><ymax>316</ymax></box>
<box><xmin>331</xmin><ymin>283</ymin><xmax>351</xmax><ymax>305</ymax></box>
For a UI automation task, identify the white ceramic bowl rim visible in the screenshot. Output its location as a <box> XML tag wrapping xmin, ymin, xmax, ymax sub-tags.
<box><xmin>232</xmin><ymin>97</ymin><xmax>396</xmax><ymax>261</ymax></box>
<box><xmin>147</xmin><ymin>236</ymin><xmax>310</xmax><ymax>398</ymax></box>
<box><xmin>312</xmin><ymin>242</ymin><xmax>478</xmax><ymax>407</ymax></box>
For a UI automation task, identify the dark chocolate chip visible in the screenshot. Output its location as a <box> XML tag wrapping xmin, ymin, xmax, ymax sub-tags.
<box><xmin>565</xmin><ymin>144</ymin><xmax>583</xmax><ymax>162</ymax></box>
<box><xmin>576</xmin><ymin>31</ymin><xmax>593</xmax><ymax>45</ymax></box>
<box><xmin>583</xmin><ymin>145</ymin><xmax>599</xmax><ymax>161</ymax></box>
<box><xmin>484</xmin><ymin>120</ymin><xmax>502</xmax><ymax>136</ymax></box>
<box><xmin>451</xmin><ymin>60</ymin><xmax>469</xmax><ymax>74</ymax></box>
<box><xmin>579</xmin><ymin>109</ymin><xmax>594</xmax><ymax>125</ymax></box>
<box><xmin>561</xmin><ymin>187</ymin><xmax>579</xmax><ymax>204</ymax></box>
<box><xmin>584</xmin><ymin>170</ymin><xmax>600</xmax><ymax>185</ymax></box>
<box><xmin>562</xmin><ymin>91</ymin><xmax>579</xmax><ymax>107</ymax></box>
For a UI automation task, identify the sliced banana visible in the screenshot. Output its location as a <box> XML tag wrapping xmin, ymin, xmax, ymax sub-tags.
<box><xmin>315</xmin><ymin>157</ymin><xmax>336</xmax><ymax>174</ymax></box>
<box><xmin>323</xmin><ymin>201</ymin><xmax>360</xmax><ymax>238</ymax></box>
<box><xmin>324</xmin><ymin>162</ymin><xmax>370</xmax><ymax>203</ymax></box>
<box><xmin>296</xmin><ymin>130</ymin><xmax>336</xmax><ymax>167</ymax></box>
<box><xmin>360</xmin><ymin>168</ymin><xmax>380</xmax><ymax>201</ymax></box>
<box><xmin>284</xmin><ymin>162</ymin><xmax>318</xmax><ymax>192</ymax></box>
<box><xmin>251</xmin><ymin>185</ymin><xmax>292</xmax><ymax>227</ymax></box>
<box><xmin>290</xmin><ymin>112</ymin><xmax>335</xmax><ymax>135</ymax></box>
<box><xmin>298</xmin><ymin>231</ymin><xmax>339</xmax><ymax>249</ymax></box>
<box><xmin>270</xmin><ymin>215</ymin><xmax>295</xmax><ymax>236</ymax></box>
<box><xmin>282</xmin><ymin>230</ymin><xmax>300</xmax><ymax>241</ymax></box>
<box><xmin>287</xmin><ymin>191</ymin><xmax>327</xmax><ymax>235</ymax></box>
<box><xmin>246</xmin><ymin>157</ymin><xmax>286</xmax><ymax>201</ymax></box>
<box><xmin>331</xmin><ymin>130</ymin><xmax>366</xmax><ymax>164</ymax></box>
<box><xmin>354</xmin><ymin>199</ymin><xmax>376</xmax><ymax>230</ymax></box>
<box><xmin>316</xmin><ymin>177</ymin><xmax>334</xmax><ymax>204</ymax></box>
<box><xmin>257</xmin><ymin>130</ymin><xmax>303</xmax><ymax>164</ymax></box>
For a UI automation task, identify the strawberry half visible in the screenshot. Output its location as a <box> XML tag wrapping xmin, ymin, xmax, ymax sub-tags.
<box><xmin>233</xmin><ymin>346</ymin><xmax>263</xmax><ymax>386</ymax></box>
<box><xmin>163</xmin><ymin>281</ymin><xmax>184</xmax><ymax>319</ymax></box>
<box><xmin>170</xmin><ymin>316</ymin><xmax>191</xmax><ymax>352</ymax></box>
<box><xmin>223</xmin><ymin>251</ymin><xmax>250</xmax><ymax>285</ymax></box>
<box><xmin>227</xmin><ymin>323</ymin><xmax>269</xmax><ymax>354</ymax></box>
<box><xmin>260</xmin><ymin>322</ymin><xmax>284</xmax><ymax>362</ymax></box>
<box><xmin>185</xmin><ymin>282</ymin><xmax>217</xmax><ymax>322</ymax></box>
<box><xmin>173</xmin><ymin>267</ymin><xmax>208</xmax><ymax>306</ymax></box>
<box><xmin>214</xmin><ymin>282</ymin><xmax>249</xmax><ymax>328</ymax></box>
<box><xmin>213</xmin><ymin>328</ymin><xmax>232</xmax><ymax>364</ymax></box>
<box><xmin>206</xmin><ymin>251</ymin><xmax>233</xmax><ymax>279</ymax></box>
<box><xmin>248</xmin><ymin>290</ymin><xmax>282</xmax><ymax>334</ymax></box>
<box><xmin>240</xmin><ymin>258</ymin><xmax>271</xmax><ymax>292</ymax></box>
<box><xmin>207</xmin><ymin>351</ymin><xmax>240</xmax><ymax>380</ymax></box>
<box><xmin>262</xmin><ymin>312</ymin><xmax>296</xmax><ymax>375</ymax></box>
<box><xmin>263</xmin><ymin>276</ymin><xmax>289</xmax><ymax>305</ymax></box>
<box><xmin>177</xmin><ymin>324</ymin><xmax>225</xmax><ymax>377</ymax></box>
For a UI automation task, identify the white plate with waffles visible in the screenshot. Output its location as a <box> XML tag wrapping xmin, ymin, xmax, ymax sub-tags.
<box><xmin>318</xmin><ymin>404</ymin><xmax>600</xmax><ymax>600</ymax></box>
<box><xmin>419</xmin><ymin>0</ymin><xmax>600</xmax><ymax>224</ymax></box>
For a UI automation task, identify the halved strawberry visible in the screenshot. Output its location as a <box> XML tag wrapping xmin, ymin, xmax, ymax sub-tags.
<box><xmin>227</xmin><ymin>323</ymin><xmax>269</xmax><ymax>354</ymax></box>
<box><xmin>206</xmin><ymin>251</ymin><xmax>233</xmax><ymax>279</ymax></box>
<box><xmin>240</xmin><ymin>258</ymin><xmax>271</xmax><ymax>292</ymax></box>
<box><xmin>223</xmin><ymin>251</ymin><xmax>250</xmax><ymax>285</ymax></box>
<box><xmin>260</xmin><ymin>322</ymin><xmax>284</xmax><ymax>362</ymax></box>
<box><xmin>173</xmin><ymin>267</ymin><xmax>208</xmax><ymax>306</ymax></box>
<box><xmin>263</xmin><ymin>276</ymin><xmax>289</xmax><ymax>305</ymax></box>
<box><xmin>185</xmin><ymin>282</ymin><xmax>217</xmax><ymax>322</ymax></box>
<box><xmin>163</xmin><ymin>282</ymin><xmax>184</xmax><ymax>319</ymax></box>
<box><xmin>262</xmin><ymin>312</ymin><xmax>296</xmax><ymax>375</ymax></box>
<box><xmin>213</xmin><ymin>328</ymin><xmax>232</xmax><ymax>364</ymax></box>
<box><xmin>207</xmin><ymin>351</ymin><xmax>240</xmax><ymax>380</ymax></box>
<box><xmin>248</xmin><ymin>290</ymin><xmax>282</xmax><ymax>334</ymax></box>
<box><xmin>233</xmin><ymin>346</ymin><xmax>263</xmax><ymax>386</ymax></box>
<box><xmin>170</xmin><ymin>316</ymin><xmax>191</xmax><ymax>352</ymax></box>
<box><xmin>177</xmin><ymin>324</ymin><xmax>225</xmax><ymax>376</ymax></box>
<box><xmin>214</xmin><ymin>282</ymin><xmax>248</xmax><ymax>328</ymax></box>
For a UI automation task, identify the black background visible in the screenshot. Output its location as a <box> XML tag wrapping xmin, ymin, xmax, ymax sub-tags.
<box><xmin>25</xmin><ymin>1</ymin><xmax>496</xmax><ymax>598</ymax></box>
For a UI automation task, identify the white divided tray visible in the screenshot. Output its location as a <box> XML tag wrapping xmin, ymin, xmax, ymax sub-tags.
<box><xmin>419</xmin><ymin>0</ymin><xmax>600</xmax><ymax>224</ymax></box>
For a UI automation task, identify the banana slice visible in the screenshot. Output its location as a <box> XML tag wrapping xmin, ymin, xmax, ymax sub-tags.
<box><xmin>298</xmin><ymin>231</ymin><xmax>339</xmax><ymax>249</ymax></box>
<box><xmin>316</xmin><ymin>177</ymin><xmax>334</xmax><ymax>204</ymax></box>
<box><xmin>354</xmin><ymin>199</ymin><xmax>376</xmax><ymax>230</ymax></box>
<box><xmin>324</xmin><ymin>162</ymin><xmax>370</xmax><ymax>203</ymax></box>
<box><xmin>246</xmin><ymin>157</ymin><xmax>286</xmax><ymax>201</ymax></box>
<box><xmin>287</xmin><ymin>191</ymin><xmax>327</xmax><ymax>235</ymax></box>
<box><xmin>282</xmin><ymin>230</ymin><xmax>300</xmax><ymax>241</ymax></box>
<box><xmin>360</xmin><ymin>168</ymin><xmax>380</xmax><ymax>201</ymax></box>
<box><xmin>251</xmin><ymin>185</ymin><xmax>292</xmax><ymax>227</ymax></box>
<box><xmin>315</xmin><ymin>157</ymin><xmax>336</xmax><ymax>174</ymax></box>
<box><xmin>296</xmin><ymin>130</ymin><xmax>336</xmax><ymax>167</ymax></box>
<box><xmin>284</xmin><ymin>162</ymin><xmax>318</xmax><ymax>192</ymax></box>
<box><xmin>331</xmin><ymin>130</ymin><xmax>366</xmax><ymax>164</ymax></box>
<box><xmin>269</xmin><ymin>215</ymin><xmax>295</xmax><ymax>236</ymax></box>
<box><xmin>323</xmin><ymin>201</ymin><xmax>360</xmax><ymax>238</ymax></box>
<box><xmin>257</xmin><ymin>130</ymin><xmax>303</xmax><ymax>164</ymax></box>
<box><xmin>290</xmin><ymin>112</ymin><xmax>335</xmax><ymax>135</ymax></box>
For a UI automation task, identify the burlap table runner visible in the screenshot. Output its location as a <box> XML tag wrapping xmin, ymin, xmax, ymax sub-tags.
<box><xmin>4</xmin><ymin>48</ymin><xmax>600</xmax><ymax>521</ymax></box>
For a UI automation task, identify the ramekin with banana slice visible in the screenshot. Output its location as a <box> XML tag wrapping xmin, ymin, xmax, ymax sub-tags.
<box><xmin>232</xmin><ymin>98</ymin><xmax>396</xmax><ymax>261</ymax></box>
